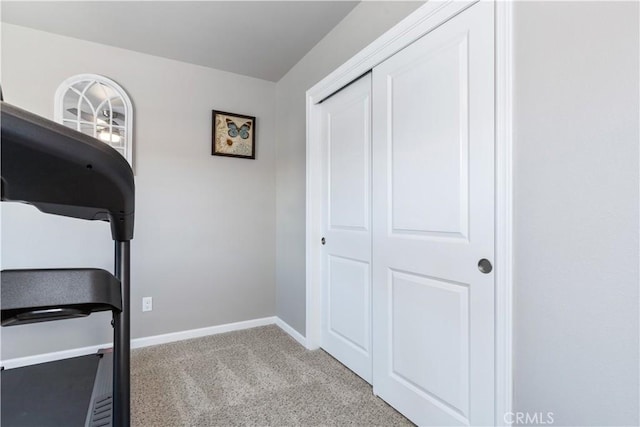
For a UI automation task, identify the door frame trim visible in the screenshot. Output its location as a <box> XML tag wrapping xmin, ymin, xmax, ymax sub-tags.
<box><xmin>305</xmin><ymin>1</ymin><xmax>513</xmax><ymax>424</ymax></box>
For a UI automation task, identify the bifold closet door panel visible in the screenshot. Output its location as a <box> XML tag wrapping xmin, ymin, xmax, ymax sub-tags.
<box><xmin>320</xmin><ymin>74</ymin><xmax>373</xmax><ymax>383</ymax></box>
<box><xmin>371</xmin><ymin>2</ymin><xmax>495</xmax><ymax>426</ymax></box>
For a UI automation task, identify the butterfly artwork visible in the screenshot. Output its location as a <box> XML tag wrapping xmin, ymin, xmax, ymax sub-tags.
<box><xmin>226</xmin><ymin>119</ymin><xmax>251</xmax><ymax>140</ymax></box>
<box><xmin>212</xmin><ymin>110</ymin><xmax>256</xmax><ymax>159</ymax></box>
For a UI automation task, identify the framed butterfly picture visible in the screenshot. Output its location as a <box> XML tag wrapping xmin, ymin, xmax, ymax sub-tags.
<box><xmin>212</xmin><ymin>110</ymin><xmax>256</xmax><ymax>159</ymax></box>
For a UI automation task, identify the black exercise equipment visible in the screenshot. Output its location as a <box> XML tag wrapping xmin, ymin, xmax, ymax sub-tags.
<box><xmin>1</xmin><ymin>101</ymin><xmax>134</xmax><ymax>426</ymax></box>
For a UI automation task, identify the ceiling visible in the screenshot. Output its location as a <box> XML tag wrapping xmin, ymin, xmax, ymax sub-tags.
<box><xmin>1</xmin><ymin>1</ymin><xmax>359</xmax><ymax>82</ymax></box>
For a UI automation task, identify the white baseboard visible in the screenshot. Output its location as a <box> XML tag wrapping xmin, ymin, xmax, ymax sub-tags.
<box><xmin>275</xmin><ymin>317</ymin><xmax>307</xmax><ymax>347</ymax></box>
<box><xmin>2</xmin><ymin>316</ymin><xmax>308</xmax><ymax>369</ymax></box>
<box><xmin>131</xmin><ymin>316</ymin><xmax>277</xmax><ymax>349</ymax></box>
<box><xmin>1</xmin><ymin>343</ymin><xmax>110</xmax><ymax>370</ymax></box>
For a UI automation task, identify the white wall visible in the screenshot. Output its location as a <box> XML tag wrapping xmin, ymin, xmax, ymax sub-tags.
<box><xmin>274</xmin><ymin>1</ymin><xmax>422</xmax><ymax>334</ymax></box>
<box><xmin>1</xmin><ymin>24</ymin><xmax>276</xmax><ymax>359</ymax></box>
<box><xmin>513</xmin><ymin>2</ymin><xmax>638</xmax><ymax>425</ymax></box>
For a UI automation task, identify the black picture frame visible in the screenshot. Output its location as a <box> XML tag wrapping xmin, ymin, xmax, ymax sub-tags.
<box><xmin>211</xmin><ymin>110</ymin><xmax>256</xmax><ymax>159</ymax></box>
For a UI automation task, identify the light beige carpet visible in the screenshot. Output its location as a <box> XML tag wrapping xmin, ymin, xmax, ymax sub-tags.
<box><xmin>131</xmin><ymin>325</ymin><xmax>412</xmax><ymax>426</ymax></box>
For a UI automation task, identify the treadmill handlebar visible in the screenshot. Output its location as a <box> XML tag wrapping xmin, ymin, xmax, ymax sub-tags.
<box><xmin>1</xmin><ymin>101</ymin><xmax>135</xmax><ymax>241</ymax></box>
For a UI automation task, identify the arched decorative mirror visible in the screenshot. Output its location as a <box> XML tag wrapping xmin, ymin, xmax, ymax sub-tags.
<box><xmin>54</xmin><ymin>74</ymin><xmax>133</xmax><ymax>167</ymax></box>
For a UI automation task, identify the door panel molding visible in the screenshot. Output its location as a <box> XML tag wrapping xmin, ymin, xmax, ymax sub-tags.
<box><xmin>388</xmin><ymin>268</ymin><xmax>471</xmax><ymax>417</ymax></box>
<box><xmin>320</xmin><ymin>75</ymin><xmax>373</xmax><ymax>383</ymax></box>
<box><xmin>327</xmin><ymin>254</ymin><xmax>370</xmax><ymax>354</ymax></box>
<box><xmin>386</xmin><ymin>31</ymin><xmax>470</xmax><ymax>240</ymax></box>
<box><xmin>327</xmin><ymin>93</ymin><xmax>371</xmax><ymax>231</ymax></box>
<box><xmin>306</xmin><ymin>1</ymin><xmax>513</xmax><ymax>425</ymax></box>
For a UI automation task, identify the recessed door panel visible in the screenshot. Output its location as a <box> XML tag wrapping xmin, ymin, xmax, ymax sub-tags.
<box><xmin>328</xmin><ymin>256</ymin><xmax>370</xmax><ymax>352</ymax></box>
<box><xmin>329</xmin><ymin>96</ymin><xmax>370</xmax><ymax>230</ymax></box>
<box><xmin>390</xmin><ymin>270</ymin><xmax>469</xmax><ymax>418</ymax></box>
<box><xmin>389</xmin><ymin>35</ymin><xmax>469</xmax><ymax>239</ymax></box>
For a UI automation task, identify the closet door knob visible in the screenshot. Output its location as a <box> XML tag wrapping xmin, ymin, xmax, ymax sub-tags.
<box><xmin>478</xmin><ymin>259</ymin><xmax>493</xmax><ymax>274</ymax></box>
<box><xmin>321</xmin><ymin>237</ymin><xmax>326</xmax><ymax>245</ymax></box>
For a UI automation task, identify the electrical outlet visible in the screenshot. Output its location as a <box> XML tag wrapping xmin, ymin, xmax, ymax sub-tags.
<box><xmin>142</xmin><ymin>297</ymin><xmax>153</xmax><ymax>312</ymax></box>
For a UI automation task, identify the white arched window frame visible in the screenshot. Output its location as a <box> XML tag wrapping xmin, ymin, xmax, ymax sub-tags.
<box><xmin>54</xmin><ymin>74</ymin><xmax>134</xmax><ymax>167</ymax></box>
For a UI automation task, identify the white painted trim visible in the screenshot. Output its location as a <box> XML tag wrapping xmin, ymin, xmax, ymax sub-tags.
<box><xmin>0</xmin><ymin>342</ymin><xmax>109</xmax><ymax>370</ymax></box>
<box><xmin>130</xmin><ymin>316</ymin><xmax>276</xmax><ymax>349</ymax></box>
<box><xmin>1</xmin><ymin>316</ymin><xmax>310</xmax><ymax>370</ymax></box>
<box><xmin>2</xmin><ymin>316</ymin><xmax>277</xmax><ymax>369</ymax></box>
<box><xmin>307</xmin><ymin>0</ymin><xmax>478</xmax><ymax>104</ymax></box>
<box><xmin>495</xmin><ymin>1</ymin><xmax>514</xmax><ymax>424</ymax></box>
<box><xmin>275</xmin><ymin>317</ymin><xmax>307</xmax><ymax>347</ymax></box>
<box><xmin>305</xmin><ymin>0</ymin><xmax>514</xmax><ymax>423</ymax></box>
<box><xmin>305</xmin><ymin>93</ymin><xmax>323</xmax><ymax>351</ymax></box>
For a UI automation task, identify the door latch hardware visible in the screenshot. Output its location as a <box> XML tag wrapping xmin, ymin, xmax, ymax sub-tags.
<box><xmin>478</xmin><ymin>259</ymin><xmax>493</xmax><ymax>274</ymax></box>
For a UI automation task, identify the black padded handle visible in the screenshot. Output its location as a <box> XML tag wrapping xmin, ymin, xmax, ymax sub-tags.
<box><xmin>0</xmin><ymin>101</ymin><xmax>135</xmax><ymax>240</ymax></box>
<box><xmin>4</xmin><ymin>307</ymin><xmax>91</xmax><ymax>326</ymax></box>
<box><xmin>1</xmin><ymin>269</ymin><xmax>122</xmax><ymax>327</ymax></box>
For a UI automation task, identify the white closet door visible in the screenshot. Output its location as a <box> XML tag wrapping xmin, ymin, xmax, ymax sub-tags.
<box><xmin>320</xmin><ymin>74</ymin><xmax>372</xmax><ymax>383</ymax></box>
<box><xmin>371</xmin><ymin>2</ymin><xmax>495</xmax><ymax>426</ymax></box>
